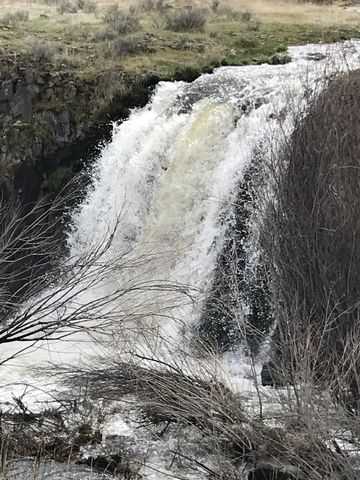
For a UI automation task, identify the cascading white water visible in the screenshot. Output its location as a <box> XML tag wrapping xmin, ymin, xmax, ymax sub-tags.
<box><xmin>0</xmin><ymin>40</ymin><xmax>359</xmax><ymax>401</ymax></box>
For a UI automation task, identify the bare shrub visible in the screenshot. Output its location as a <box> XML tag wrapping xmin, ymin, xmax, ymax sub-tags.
<box><xmin>103</xmin><ymin>4</ymin><xmax>140</xmax><ymax>34</ymax></box>
<box><xmin>65</xmin><ymin>23</ymin><xmax>92</xmax><ymax>40</ymax></box>
<box><xmin>57</xmin><ymin>0</ymin><xmax>78</xmax><ymax>14</ymax></box>
<box><xmin>107</xmin><ymin>36</ymin><xmax>143</xmax><ymax>58</ymax></box>
<box><xmin>155</xmin><ymin>0</ymin><xmax>170</xmax><ymax>14</ymax></box>
<box><xmin>211</xmin><ymin>0</ymin><xmax>220</xmax><ymax>12</ymax></box>
<box><xmin>138</xmin><ymin>0</ymin><xmax>170</xmax><ymax>13</ymax></box>
<box><xmin>27</xmin><ymin>38</ymin><xmax>57</xmax><ymax>62</ymax></box>
<box><xmin>164</xmin><ymin>6</ymin><xmax>207</xmax><ymax>32</ymax></box>
<box><xmin>0</xmin><ymin>10</ymin><xmax>29</xmax><ymax>25</ymax></box>
<box><xmin>241</xmin><ymin>10</ymin><xmax>252</xmax><ymax>22</ymax></box>
<box><xmin>248</xmin><ymin>19</ymin><xmax>261</xmax><ymax>31</ymax></box>
<box><xmin>62</xmin><ymin>360</ymin><xmax>243</xmax><ymax>424</ymax></box>
<box><xmin>92</xmin><ymin>26</ymin><xmax>116</xmax><ymax>41</ymax></box>
<box><xmin>56</xmin><ymin>52</ymin><xmax>83</xmax><ymax>68</ymax></box>
<box><xmin>76</xmin><ymin>0</ymin><xmax>97</xmax><ymax>13</ymax></box>
<box><xmin>261</xmin><ymin>70</ymin><xmax>360</xmax><ymax>413</ymax></box>
<box><xmin>150</xmin><ymin>13</ymin><xmax>165</xmax><ymax>29</ymax></box>
<box><xmin>54</xmin><ymin>350</ymin><xmax>360</xmax><ymax>479</ymax></box>
<box><xmin>0</xmin><ymin>188</ymin><xmax>194</xmax><ymax>364</ymax></box>
<box><xmin>138</xmin><ymin>0</ymin><xmax>155</xmax><ymax>11</ymax></box>
<box><xmin>0</xmin><ymin>385</ymin><xmax>105</xmax><ymax>465</ymax></box>
<box><xmin>57</xmin><ymin>356</ymin><xmax>251</xmax><ymax>472</ymax></box>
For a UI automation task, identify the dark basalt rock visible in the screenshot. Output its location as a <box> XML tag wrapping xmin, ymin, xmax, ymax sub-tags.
<box><xmin>83</xmin><ymin>454</ymin><xmax>123</xmax><ymax>474</ymax></box>
<box><xmin>261</xmin><ymin>362</ymin><xmax>285</xmax><ymax>387</ymax></box>
<box><xmin>196</xmin><ymin>156</ymin><xmax>273</xmax><ymax>354</ymax></box>
<box><xmin>248</xmin><ymin>466</ymin><xmax>302</xmax><ymax>480</ymax></box>
<box><xmin>0</xmin><ymin>55</ymin><xmax>129</xmax><ymax>199</ymax></box>
<box><xmin>261</xmin><ymin>363</ymin><xmax>274</xmax><ymax>387</ymax></box>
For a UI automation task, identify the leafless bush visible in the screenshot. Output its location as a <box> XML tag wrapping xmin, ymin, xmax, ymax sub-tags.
<box><xmin>0</xmin><ymin>10</ymin><xmax>29</xmax><ymax>25</ymax></box>
<box><xmin>57</xmin><ymin>0</ymin><xmax>78</xmax><ymax>14</ymax></box>
<box><xmin>150</xmin><ymin>13</ymin><xmax>165</xmax><ymax>29</ymax></box>
<box><xmin>0</xmin><ymin>384</ymin><xmax>106</xmax><ymax>466</ymax></box>
<box><xmin>65</xmin><ymin>23</ymin><xmax>95</xmax><ymax>40</ymax></box>
<box><xmin>248</xmin><ymin>19</ymin><xmax>261</xmax><ymax>31</ymax></box>
<box><xmin>260</xmin><ymin>70</ymin><xmax>360</xmax><ymax>414</ymax></box>
<box><xmin>75</xmin><ymin>0</ymin><xmax>97</xmax><ymax>13</ymax></box>
<box><xmin>53</xmin><ymin>348</ymin><xmax>360</xmax><ymax>479</ymax></box>
<box><xmin>103</xmin><ymin>4</ymin><xmax>140</xmax><ymax>34</ymax></box>
<box><xmin>138</xmin><ymin>0</ymin><xmax>170</xmax><ymax>13</ymax></box>
<box><xmin>211</xmin><ymin>0</ymin><xmax>220</xmax><ymax>12</ymax></box>
<box><xmin>164</xmin><ymin>6</ymin><xmax>207</xmax><ymax>32</ymax></box>
<box><xmin>63</xmin><ymin>359</ymin><xmax>244</xmax><ymax>428</ymax></box>
<box><xmin>0</xmin><ymin>194</ymin><xmax>84</xmax><ymax>349</ymax></box>
<box><xmin>107</xmin><ymin>36</ymin><xmax>143</xmax><ymax>58</ymax></box>
<box><xmin>0</xmin><ymin>185</ymin><xmax>195</xmax><ymax>365</ymax></box>
<box><xmin>0</xmin><ymin>192</ymin><xmax>72</xmax><ymax>314</ymax></box>
<box><xmin>92</xmin><ymin>26</ymin><xmax>116</xmax><ymax>41</ymax></box>
<box><xmin>27</xmin><ymin>38</ymin><xmax>57</xmax><ymax>62</ymax></box>
<box><xmin>241</xmin><ymin>10</ymin><xmax>252</xmax><ymax>22</ymax></box>
<box><xmin>57</xmin><ymin>355</ymin><xmax>253</xmax><ymax>473</ymax></box>
<box><xmin>138</xmin><ymin>0</ymin><xmax>155</xmax><ymax>11</ymax></box>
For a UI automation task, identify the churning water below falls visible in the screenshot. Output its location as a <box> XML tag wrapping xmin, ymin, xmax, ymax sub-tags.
<box><xmin>0</xmin><ymin>41</ymin><xmax>360</xmax><ymax>456</ymax></box>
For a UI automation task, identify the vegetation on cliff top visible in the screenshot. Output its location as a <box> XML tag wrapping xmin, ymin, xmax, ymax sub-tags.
<box><xmin>0</xmin><ymin>0</ymin><xmax>359</xmax><ymax>80</ymax></box>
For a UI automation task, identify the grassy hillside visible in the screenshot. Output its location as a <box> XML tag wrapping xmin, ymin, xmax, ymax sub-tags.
<box><xmin>1</xmin><ymin>0</ymin><xmax>359</xmax><ymax>79</ymax></box>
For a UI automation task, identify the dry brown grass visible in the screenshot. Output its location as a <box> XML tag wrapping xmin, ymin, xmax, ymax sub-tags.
<box><xmin>226</xmin><ymin>0</ymin><xmax>360</xmax><ymax>25</ymax></box>
<box><xmin>2</xmin><ymin>0</ymin><xmax>360</xmax><ymax>27</ymax></box>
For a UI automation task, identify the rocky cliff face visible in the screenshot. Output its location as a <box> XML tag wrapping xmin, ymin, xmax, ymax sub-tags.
<box><xmin>0</xmin><ymin>55</ymin><xmax>131</xmax><ymax>202</ymax></box>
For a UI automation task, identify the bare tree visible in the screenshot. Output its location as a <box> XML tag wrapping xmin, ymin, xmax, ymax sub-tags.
<box><xmin>0</xmin><ymin>188</ymin><xmax>194</xmax><ymax>364</ymax></box>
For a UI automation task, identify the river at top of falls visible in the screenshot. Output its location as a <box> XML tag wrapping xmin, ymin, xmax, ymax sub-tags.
<box><xmin>0</xmin><ymin>40</ymin><xmax>359</xmax><ymax>402</ymax></box>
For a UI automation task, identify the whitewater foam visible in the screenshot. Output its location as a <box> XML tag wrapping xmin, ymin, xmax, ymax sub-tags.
<box><xmin>0</xmin><ymin>40</ymin><xmax>359</xmax><ymax>399</ymax></box>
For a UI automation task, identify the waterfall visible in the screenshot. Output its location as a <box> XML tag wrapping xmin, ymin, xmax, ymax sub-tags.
<box><xmin>0</xmin><ymin>40</ymin><xmax>359</xmax><ymax>400</ymax></box>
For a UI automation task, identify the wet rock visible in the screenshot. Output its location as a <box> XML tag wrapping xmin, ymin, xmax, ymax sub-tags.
<box><xmin>254</xmin><ymin>97</ymin><xmax>265</xmax><ymax>109</ymax></box>
<box><xmin>55</xmin><ymin>109</ymin><xmax>71</xmax><ymax>144</ymax></box>
<box><xmin>0</xmin><ymin>175</ymin><xmax>15</xmax><ymax>201</ymax></box>
<box><xmin>261</xmin><ymin>363</ymin><xmax>274</xmax><ymax>386</ymax></box>
<box><xmin>306</xmin><ymin>52</ymin><xmax>326</xmax><ymax>62</ymax></box>
<box><xmin>83</xmin><ymin>454</ymin><xmax>123</xmax><ymax>474</ymax></box>
<box><xmin>14</xmin><ymin>162</ymin><xmax>42</xmax><ymax>203</ymax></box>
<box><xmin>0</xmin><ymin>101</ymin><xmax>9</xmax><ymax>114</ymax></box>
<box><xmin>261</xmin><ymin>362</ymin><xmax>284</xmax><ymax>387</ymax></box>
<box><xmin>11</xmin><ymin>83</ymin><xmax>33</xmax><ymax>121</ymax></box>
<box><xmin>270</xmin><ymin>53</ymin><xmax>292</xmax><ymax>65</ymax></box>
<box><xmin>241</xmin><ymin>100</ymin><xmax>251</xmax><ymax>113</ymax></box>
<box><xmin>248</xmin><ymin>465</ymin><xmax>304</xmax><ymax>480</ymax></box>
<box><xmin>0</xmin><ymin>61</ymin><xmax>114</xmax><ymax>194</ymax></box>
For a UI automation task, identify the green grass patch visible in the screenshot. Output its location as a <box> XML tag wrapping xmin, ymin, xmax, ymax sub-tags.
<box><xmin>0</xmin><ymin>5</ymin><xmax>359</xmax><ymax>82</ymax></box>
